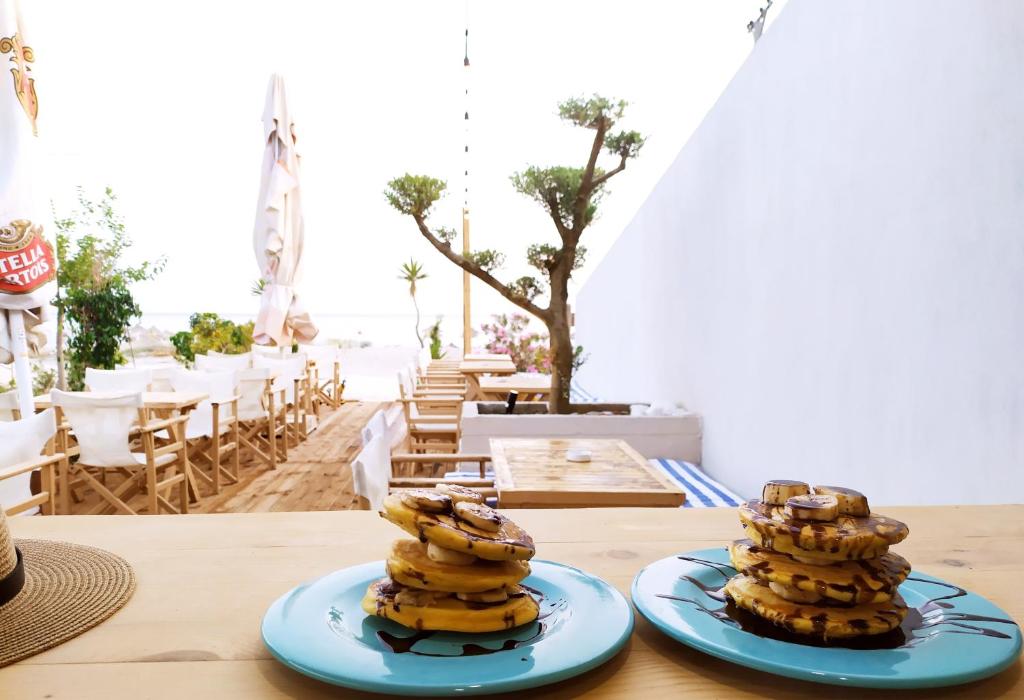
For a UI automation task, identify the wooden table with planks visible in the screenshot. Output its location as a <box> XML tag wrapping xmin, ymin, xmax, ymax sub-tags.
<box><xmin>34</xmin><ymin>391</ymin><xmax>209</xmax><ymax>412</ymax></box>
<box><xmin>2</xmin><ymin>507</ymin><xmax>1020</xmax><ymax>699</ymax></box>
<box><xmin>463</xmin><ymin>353</ymin><xmax>513</xmax><ymax>362</ymax></box>
<box><xmin>459</xmin><ymin>358</ymin><xmax>517</xmax><ymax>400</ymax></box>
<box><xmin>478</xmin><ymin>373</ymin><xmax>552</xmax><ymax>402</ymax></box>
<box><xmin>491</xmin><ymin>438</ymin><xmax>686</xmax><ymax>508</ymax></box>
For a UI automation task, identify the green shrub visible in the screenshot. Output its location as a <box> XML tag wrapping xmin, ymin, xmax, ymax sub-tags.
<box><xmin>172</xmin><ymin>313</ymin><xmax>255</xmax><ymax>366</ymax></box>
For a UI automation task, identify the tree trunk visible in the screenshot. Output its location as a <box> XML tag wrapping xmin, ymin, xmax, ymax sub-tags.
<box><xmin>546</xmin><ymin>313</ymin><xmax>574</xmax><ymax>414</ymax></box>
<box><xmin>56</xmin><ymin>304</ymin><xmax>67</xmax><ymax>391</ymax></box>
<box><xmin>412</xmin><ymin>294</ymin><xmax>424</xmax><ymax>348</ymax></box>
<box><xmin>546</xmin><ymin>263</ymin><xmax>574</xmax><ymax>414</ymax></box>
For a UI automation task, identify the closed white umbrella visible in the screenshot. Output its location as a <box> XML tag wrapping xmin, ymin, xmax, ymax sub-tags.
<box><xmin>0</xmin><ymin>0</ymin><xmax>55</xmax><ymax>415</ymax></box>
<box><xmin>252</xmin><ymin>74</ymin><xmax>317</xmax><ymax>347</ymax></box>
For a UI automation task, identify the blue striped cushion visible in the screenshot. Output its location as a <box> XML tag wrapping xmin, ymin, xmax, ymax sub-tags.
<box><xmin>569</xmin><ymin>378</ymin><xmax>600</xmax><ymax>403</ymax></box>
<box><xmin>650</xmin><ymin>459</ymin><xmax>743</xmax><ymax>508</ymax></box>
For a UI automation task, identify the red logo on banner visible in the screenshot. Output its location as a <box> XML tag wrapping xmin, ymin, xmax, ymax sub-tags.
<box><xmin>0</xmin><ymin>220</ymin><xmax>55</xmax><ymax>295</ymax></box>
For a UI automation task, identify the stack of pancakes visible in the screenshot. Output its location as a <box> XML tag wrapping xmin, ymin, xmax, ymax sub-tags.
<box><xmin>725</xmin><ymin>480</ymin><xmax>911</xmax><ymax>640</ymax></box>
<box><xmin>362</xmin><ymin>485</ymin><xmax>539</xmax><ymax>633</ymax></box>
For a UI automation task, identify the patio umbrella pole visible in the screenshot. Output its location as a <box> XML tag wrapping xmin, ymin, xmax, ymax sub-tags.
<box><xmin>8</xmin><ymin>310</ymin><xmax>34</xmax><ymax>415</ymax></box>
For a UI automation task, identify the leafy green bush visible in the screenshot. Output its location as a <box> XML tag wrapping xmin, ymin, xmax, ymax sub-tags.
<box><xmin>172</xmin><ymin>313</ymin><xmax>255</xmax><ymax>366</ymax></box>
<box><xmin>428</xmin><ymin>318</ymin><xmax>446</xmax><ymax>360</ymax></box>
<box><xmin>53</xmin><ymin>187</ymin><xmax>164</xmax><ymax>390</ymax></box>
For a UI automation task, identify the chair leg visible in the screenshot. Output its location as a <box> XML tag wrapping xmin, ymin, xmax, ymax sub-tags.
<box><xmin>179</xmin><ymin>442</ymin><xmax>190</xmax><ymax>514</ymax></box>
<box><xmin>231</xmin><ymin>418</ymin><xmax>240</xmax><ymax>480</ymax></box>
<box><xmin>40</xmin><ymin>463</ymin><xmax>54</xmax><ymax>515</ymax></box>
<box><xmin>178</xmin><ymin>465</ymin><xmax>189</xmax><ymax>514</ymax></box>
<box><xmin>146</xmin><ymin>462</ymin><xmax>159</xmax><ymax>514</ymax></box>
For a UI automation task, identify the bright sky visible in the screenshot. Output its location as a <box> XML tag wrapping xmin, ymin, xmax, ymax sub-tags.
<box><xmin>30</xmin><ymin>0</ymin><xmax>786</xmax><ymax>337</ymax></box>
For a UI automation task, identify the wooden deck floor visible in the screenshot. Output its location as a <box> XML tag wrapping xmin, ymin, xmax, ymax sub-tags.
<box><xmin>195</xmin><ymin>401</ymin><xmax>383</xmax><ymax>513</ymax></box>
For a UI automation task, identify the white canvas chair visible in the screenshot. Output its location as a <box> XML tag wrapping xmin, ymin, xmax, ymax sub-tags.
<box><xmin>254</xmin><ymin>354</ymin><xmax>311</xmax><ymax>446</ymax></box>
<box><xmin>0</xmin><ymin>408</ymin><xmax>63</xmax><ymax>516</ymax></box>
<box><xmin>236</xmin><ymin>367</ymin><xmax>286</xmax><ymax>469</ymax></box>
<box><xmin>84</xmin><ymin>367</ymin><xmax>153</xmax><ymax>393</ymax></box>
<box><xmin>52</xmin><ymin>390</ymin><xmax>190</xmax><ymax>515</ymax></box>
<box><xmin>399</xmin><ymin>395</ymin><xmax>463</xmax><ymax>454</ymax></box>
<box><xmin>299</xmin><ymin>344</ymin><xmax>343</xmax><ymax>410</ymax></box>
<box><xmin>351</xmin><ymin>434</ymin><xmax>390</xmax><ymax>510</ymax></box>
<box><xmin>149</xmin><ymin>365</ymin><xmax>177</xmax><ymax>392</ymax></box>
<box><xmin>0</xmin><ymin>391</ymin><xmax>21</xmax><ymax>422</ymax></box>
<box><xmin>252</xmin><ymin>345</ymin><xmax>286</xmax><ymax>359</ymax></box>
<box><xmin>400</xmin><ymin>366</ymin><xmax>466</xmax><ymax>399</ymax></box>
<box><xmin>196</xmin><ymin>352</ymin><xmax>252</xmax><ymax>372</ymax></box>
<box><xmin>397</xmin><ymin>373</ymin><xmax>463</xmax><ymax>418</ymax></box>
<box><xmin>361</xmin><ymin>409</ymin><xmax>388</xmax><ymax>447</ymax></box>
<box><xmin>170</xmin><ymin>369</ymin><xmax>240</xmax><ymax>495</ymax></box>
<box><xmin>388</xmin><ymin>453</ymin><xmax>495</xmax><ymax>500</ymax></box>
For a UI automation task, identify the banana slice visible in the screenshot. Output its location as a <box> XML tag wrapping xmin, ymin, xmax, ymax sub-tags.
<box><xmin>456</xmin><ymin>588</ymin><xmax>509</xmax><ymax>603</ymax></box>
<box><xmin>387</xmin><ymin>539</ymin><xmax>530</xmax><ymax>593</ymax></box>
<box><xmin>435</xmin><ymin>483</ymin><xmax>484</xmax><ymax>505</ymax></box>
<box><xmin>813</xmin><ymin>485</ymin><xmax>870</xmax><ymax>516</ymax></box>
<box><xmin>768</xmin><ymin>581</ymin><xmax>822</xmax><ymax>604</ymax></box>
<box><xmin>400</xmin><ymin>489</ymin><xmax>452</xmax><ymax>513</ymax></box>
<box><xmin>761</xmin><ymin>480</ymin><xmax>809</xmax><ymax>506</ymax></box>
<box><xmin>784</xmin><ymin>494</ymin><xmax>838</xmax><ymax>522</ymax></box>
<box><xmin>454</xmin><ymin>501</ymin><xmax>502</xmax><ymax>532</ymax></box>
<box><xmin>427</xmin><ymin>542</ymin><xmax>476</xmax><ymax>566</ymax></box>
<box><xmin>791</xmin><ymin>552</ymin><xmax>842</xmax><ymax>566</ymax></box>
<box><xmin>363</xmin><ymin>579</ymin><xmax>539</xmax><ymax>633</ymax></box>
<box><xmin>381</xmin><ymin>494</ymin><xmax>535</xmax><ymax>562</ymax></box>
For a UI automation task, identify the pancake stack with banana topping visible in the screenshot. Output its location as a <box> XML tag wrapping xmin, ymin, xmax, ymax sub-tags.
<box><xmin>362</xmin><ymin>485</ymin><xmax>539</xmax><ymax>633</ymax></box>
<box><xmin>725</xmin><ymin>480</ymin><xmax>911</xmax><ymax>640</ymax></box>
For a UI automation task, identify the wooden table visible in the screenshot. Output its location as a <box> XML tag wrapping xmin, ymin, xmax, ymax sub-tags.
<box><xmin>459</xmin><ymin>358</ymin><xmax>517</xmax><ymax>400</ymax></box>
<box><xmin>491</xmin><ymin>438</ymin><xmax>686</xmax><ymax>508</ymax></box>
<box><xmin>3</xmin><ymin>507</ymin><xmax>1019</xmax><ymax>699</ymax></box>
<box><xmin>478</xmin><ymin>373</ymin><xmax>552</xmax><ymax>401</ymax></box>
<box><xmin>463</xmin><ymin>353</ymin><xmax>512</xmax><ymax>362</ymax></box>
<box><xmin>35</xmin><ymin>391</ymin><xmax>209</xmax><ymax>511</ymax></box>
<box><xmin>34</xmin><ymin>391</ymin><xmax>208</xmax><ymax>412</ymax></box>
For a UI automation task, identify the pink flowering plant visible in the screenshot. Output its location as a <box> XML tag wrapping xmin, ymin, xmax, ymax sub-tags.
<box><xmin>479</xmin><ymin>313</ymin><xmax>551</xmax><ymax>373</ymax></box>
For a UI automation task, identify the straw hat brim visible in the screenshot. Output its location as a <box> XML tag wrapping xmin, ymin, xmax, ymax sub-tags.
<box><xmin>0</xmin><ymin>538</ymin><xmax>135</xmax><ymax>668</ymax></box>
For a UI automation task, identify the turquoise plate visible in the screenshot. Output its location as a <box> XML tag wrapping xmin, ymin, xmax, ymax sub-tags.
<box><xmin>632</xmin><ymin>548</ymin><xmax>1021</xmax><ymax>689</ymax></box>
<box><xmin>262</xmin><ymin>559</ymin><xmax>633</xmax><ymax>696</ymax></box>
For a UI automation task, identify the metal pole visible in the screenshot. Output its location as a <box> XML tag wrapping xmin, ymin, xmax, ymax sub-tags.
<box><xmin>9</xmin><ymin>310</ymin><xmax>34</xmax><ymax>416</ymax></box>
<box><xmin>462</xmin><ymin>208</ymin><xmax>471</xmax><ymax>353</ymax></box>
<box><xmin>461</xmin><ymin>16</ymin><xmax>472</xmax><ymax>355</ymax></box>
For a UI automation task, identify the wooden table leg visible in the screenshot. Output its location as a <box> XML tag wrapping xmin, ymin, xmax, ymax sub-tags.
<box><xmin>464</xmin><ymin>374</ymin><xmax>483</xmax><ymax>401</ymax></box>
<box><xmin>55</xmin><ymin>407</ymin><xmax>71</xmax><ymax>515</ymax></box>
<box><xmin>178</xmin><ymin>407</ymin><xmax>202</xmax><ymax>504</ymax></box>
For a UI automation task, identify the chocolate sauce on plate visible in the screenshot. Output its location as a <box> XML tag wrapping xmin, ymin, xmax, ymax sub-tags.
<box><xmin>658</xmin><ymin>558</ymin><xmax>1017</xmax><ymax>650</ymax></box>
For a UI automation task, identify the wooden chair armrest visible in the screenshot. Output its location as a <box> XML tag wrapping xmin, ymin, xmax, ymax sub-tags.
<box><xmin>0</xmin><ymin>452</ymin><xmax>66</xmax><ymax>480</ymax></box>
<box><xmin>209</xmin><ymin>395</ymin><xmax>241</xmax><ymax>405</ymax></box>
<box><xmin>391</xmin><ymin>453</ymin><xmax>490</xmax><ymax>464</ymax></box>
<box><xmin>410</xmin><ymin>417</ymin><xmax>459</xmax><ymax>425</ymax></box>
<box><xmin>139</xmin><ymin>415</ymin><xmax>190</xmax><ymax>433</ymax></box>
<box><xmin>389</xmin><ymin>478</ymin><xmax>494</xmax><ymax>489</ymax></box>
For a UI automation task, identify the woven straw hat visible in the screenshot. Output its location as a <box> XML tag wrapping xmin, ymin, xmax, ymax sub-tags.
<box><xmin>0</xmin><ymin>508</ymin><xmax>135</xmax><ymax>667</ymax></box>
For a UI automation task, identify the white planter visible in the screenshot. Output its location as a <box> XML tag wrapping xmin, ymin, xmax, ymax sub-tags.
<box><xmin>460</xmin><ymin>402</ymin><xmax>703</xmax><ymax>462</ymax></box>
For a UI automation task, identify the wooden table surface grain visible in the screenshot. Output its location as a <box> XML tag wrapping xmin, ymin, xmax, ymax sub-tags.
<box><xmin>2</xmin><ymin>507</ymin><xmax>1021</xmax><ymax>699</ymax></box>
<box><xmin>34</xmin><ymin>391</ymin><xmax>209</xmax><ymax>411</ymax></box>
<box><xmin>492</xmin><ymin>438</ymin><xmax>686</xmax><ymax>508</ymax></box>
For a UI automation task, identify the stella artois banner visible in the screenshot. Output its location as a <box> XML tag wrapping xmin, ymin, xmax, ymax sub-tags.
<box><xmin>0</xmin><ymin>0</ymin><xmax>52</xmax><ymax>365</ymax></box>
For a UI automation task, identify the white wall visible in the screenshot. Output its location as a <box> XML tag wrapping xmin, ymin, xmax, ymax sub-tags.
<box><xmin>575</xmin><ymin>0</ymin><xmax>1024</xmax><ymax>505</ymax></box>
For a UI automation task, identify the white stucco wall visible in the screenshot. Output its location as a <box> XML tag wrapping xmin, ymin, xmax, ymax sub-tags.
<box><xmin>575</xmin><ymin>0</ymin><xmax>1024</xmax><ymax>505</ymax></box>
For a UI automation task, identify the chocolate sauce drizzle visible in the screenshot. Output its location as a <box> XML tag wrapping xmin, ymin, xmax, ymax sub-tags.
<box><xmin>371</xmin><ymin>585</ymin><xmax>566</xmax><ymax>658</ymax></box>
<box><xmin>658</xmin><ymin>558</ymin><xmax>1017</xmax><ymax>650</ymax></box>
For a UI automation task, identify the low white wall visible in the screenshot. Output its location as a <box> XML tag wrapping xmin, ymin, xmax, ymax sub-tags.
<box><xmin>460</xmin><ymin>403</ymin><xmax>702</xmax><ymax>462</ymax></box>
<box><xmin>574</xmin><ymin>0</ymin><xmax>1024</xmax><ymax>505</ymax></box>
